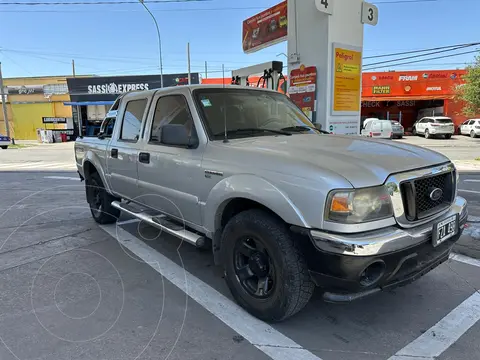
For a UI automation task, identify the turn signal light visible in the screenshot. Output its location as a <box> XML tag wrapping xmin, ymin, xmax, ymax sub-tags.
<box><xmin>331</xmin><ymin>196</ymin><xmax>350</xmax><ymax>213</ymax></box>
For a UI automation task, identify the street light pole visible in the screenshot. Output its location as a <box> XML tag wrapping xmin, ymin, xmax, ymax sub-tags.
<box><xmin>139</xmin><ymin>0</ymin><xmax>164</xmax><ymax>88</ymax></box>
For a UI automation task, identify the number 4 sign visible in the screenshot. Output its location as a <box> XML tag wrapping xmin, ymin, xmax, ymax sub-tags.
<box><xmin>315</xmin><ymin>0</ymin><xmax>333</xmax><ymax>15</ymax></box>
<box><xmin>361</xmin><ymin>2</ymin><xmax>379</xmax><ymax>26</ymax></box>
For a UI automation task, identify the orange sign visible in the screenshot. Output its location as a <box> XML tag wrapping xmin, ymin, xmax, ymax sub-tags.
<box><xmin>332</xmin><ymin>47</ymin><xmax>362</xmax><ymax>113</ymax></box>
<box><xmin>362</xmin><ymin>70</ymin><xmax>466</xmax><ymax>98</ymax></box>
<box><xmin>242</xmin><ymin>1</ymin><xmax>288</xmax><ymax>54</ymax></box>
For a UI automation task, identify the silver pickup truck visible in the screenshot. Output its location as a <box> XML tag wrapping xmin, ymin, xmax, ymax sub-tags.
<box><xmin>75</xmin><ymin>85</ymin><xmax>468</xmax><ymax>322</ymax></box>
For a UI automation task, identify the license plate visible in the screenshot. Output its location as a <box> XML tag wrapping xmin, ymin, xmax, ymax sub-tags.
<box><xmin>433</xmin><ymin>215</ymin><xmax>458</xmax><ymax>247</ymax></box>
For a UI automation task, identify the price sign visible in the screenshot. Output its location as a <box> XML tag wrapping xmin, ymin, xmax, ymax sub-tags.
<box><xmin>362</xmin><ymin>2</ymin><xmax>379</xmax><ymax>26</ymax></box>
<box><xmin>315</xmin><ymin>0</ymin><xmax>333</xmax><ymax>15</ymax></box>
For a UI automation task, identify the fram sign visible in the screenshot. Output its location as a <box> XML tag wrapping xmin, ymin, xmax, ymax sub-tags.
<box><xmin>399</xmin><ymin>75</ymin><xmax>418</xmax><ymax>81</ymax></box>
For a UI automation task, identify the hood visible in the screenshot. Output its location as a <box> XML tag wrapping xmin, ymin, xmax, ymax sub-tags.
<box><xmin>222</xmin><ymin>134</ymin><xmax>449</xmax><ymax>188</ymax></box>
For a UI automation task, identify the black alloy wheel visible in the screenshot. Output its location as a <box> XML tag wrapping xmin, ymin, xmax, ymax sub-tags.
<box><xmin>233</xmin><ymin>236</ymin><xmax>276</xmax><ymax>299</ymax></box>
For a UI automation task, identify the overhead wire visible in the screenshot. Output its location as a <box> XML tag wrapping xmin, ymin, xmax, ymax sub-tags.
<box><xmin>0</xmin><ymin>0</ymin><xmax>211</xmax><ymax>5</ymax></box>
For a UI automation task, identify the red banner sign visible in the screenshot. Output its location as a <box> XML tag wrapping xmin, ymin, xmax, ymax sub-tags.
<box><xmin>289</xmin><ymin>65</ymin><xmax>317</xmax><ymax>122</ymax></box>
<box><xmin>242</xmin><ymin>1</ymin><xmax>288</xmax><ymax>54</ymax></box>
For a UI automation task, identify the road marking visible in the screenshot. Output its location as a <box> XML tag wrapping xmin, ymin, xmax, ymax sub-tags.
<box><xmin>99</xmin><ymin>223</ymin><xmax>323</xmax><ymax>360</ymax></box>
<box><xmin>44</xmin><ymin>176</ymin><xmax>79</xmax><ymax>181</ymax></box>
<box><xmin>458</xmin><ymin>189</ymin><xmax>480</xmax><ymax>194</ymax></box>
<box><xmin>450</xmin><ymin>253</ymin><xmax>480</xmax><ymax>268</ymax></box>
<box><xmin>388</xmin><ymin>292</ymin><xmax>480</xmax><ymax>360</ymax></box>
<box><xmin>463</xmin><ymin>179</ymin><xmax>480</xmax><ymax>183</ymax></box>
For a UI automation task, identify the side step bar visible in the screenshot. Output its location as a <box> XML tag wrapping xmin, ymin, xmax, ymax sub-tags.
<box><xmin>111</xmin><ymin>201</ymin><xmax>206</xmax><ymax>248</ymax></box>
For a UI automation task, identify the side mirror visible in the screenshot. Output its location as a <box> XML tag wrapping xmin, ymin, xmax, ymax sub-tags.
<box><xmin>161</xmin><ymin>124</ymin><xmax>198</xmax><ymax>148</ymax></box>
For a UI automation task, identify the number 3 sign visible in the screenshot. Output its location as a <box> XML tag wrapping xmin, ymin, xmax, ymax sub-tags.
<box><xmin>315</xmin><ymin>0</ymin><xmax>334</xmax><ymax>15</ymax></box>
<box><xmin>361</xmin><ymin>2</ymin><xmax>379</xmax><ymax>26</ymax></box>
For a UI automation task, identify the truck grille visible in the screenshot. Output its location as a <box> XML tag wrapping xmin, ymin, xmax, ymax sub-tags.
<box><xmin>401</xmin><ymin>171</ymin><xmax>455</xmax><ymax>221</ymax></box>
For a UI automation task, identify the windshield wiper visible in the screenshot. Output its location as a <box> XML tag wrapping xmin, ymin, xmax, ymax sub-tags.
<box><xmin>213</xmin><ymin>128</ymin><xmax>292</xmax><ymax>138</ymax></box>
<box><xmin>282</xmin><ymin>125</ymin><xmax>324</xmax><ymax>133</ymax></box>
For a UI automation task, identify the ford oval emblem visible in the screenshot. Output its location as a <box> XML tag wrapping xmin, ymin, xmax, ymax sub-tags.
<box><xmin>429</xmin><ymin>188</ymin><xmax>443</xmax><ymax>202</ymax></box>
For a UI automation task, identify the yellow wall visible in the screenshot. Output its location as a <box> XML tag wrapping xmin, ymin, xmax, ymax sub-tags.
<box><xmin>11</xmin><ymin>103</ymin><xmax>54</xmax><ymax>140</ymax></box>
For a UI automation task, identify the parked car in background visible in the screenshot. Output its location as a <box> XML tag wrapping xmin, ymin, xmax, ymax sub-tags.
<box><xmin>413</xmin><ymin>117</ymin><xmax>455</xmax><ymax>139</ymax></box>
<box><xmin>361</xmin><ymin>119</ymin><xmax>393</xmax><ymax>139</ymax></box>
<box><xmin>390</xmin><ymin>121</ymin><xmax>404</xmax><ymax>139</ymax></box>
<box><xmin>0</xmin><ymin>134</ymin><xmax>10</xmax><ymax>149</ymax></box>
<box><xmin>460</xmin><ymin>119</ymin><xmax>480</xmax><ymax>138</ymax></box>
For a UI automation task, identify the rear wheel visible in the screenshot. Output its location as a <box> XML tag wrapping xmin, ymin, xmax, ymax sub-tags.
<box><xmin>425</xmin><ymin>129</ymin><xmax>430</xmax><ymax>139</ymax></box>
<box><xmin>445</xmin><ymin>134</ymin><xmax>452</xmax><ymax>139</ymax></box>
<box><xmin>0</xmin><ymin>146</ymin><xmax>7</xmax><ymax>150</ymax></box>
<box><xmin>222</xmin><ymin>209</ymin><xmax>314</xmax><ymax>322</ymax></box>
<box><xmin>471</xmin><ymin>131</ymin><xmax>477</xmax><ymax>139</ymax></box>
<box><xmin>86</xmin><ymin>172</ymin><xmax>120</xmax><ymax>224</ymax></box>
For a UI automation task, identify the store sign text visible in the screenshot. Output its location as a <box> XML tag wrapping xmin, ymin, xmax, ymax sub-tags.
<box><xmin>399</xmin><ymin>75</ymin><xmax>418</xmax><ymax>81</ymax></box>
<box><xmin>426</xmin><ymin>87</ymin><xmax>442</xmax><ymax>91</ymax></box>
<box><xmin>372</xmin><ymin>86</ymin><xmax>391</xmax><ymax>94</ymax></box>
<box><xmin>87</xmin><ymin>83</ymin><xmax>150</xmax><ymax>94</ymax></box>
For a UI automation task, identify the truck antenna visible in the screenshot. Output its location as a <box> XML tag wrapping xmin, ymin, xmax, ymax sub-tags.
<box><xmin>222</xmin><ymin>64</ymin><xmax>229</xmax><ymax>143</ymax></box>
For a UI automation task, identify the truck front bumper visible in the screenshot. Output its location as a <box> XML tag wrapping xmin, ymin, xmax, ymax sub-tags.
<box><xmin>306</xmin><ymin>196</ymin><xmax>468</xmax><ymax>302</ymax></box>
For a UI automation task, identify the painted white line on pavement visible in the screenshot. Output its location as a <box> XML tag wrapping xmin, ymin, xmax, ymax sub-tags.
<box><xmin>458</xmin><ymin>189</ymin><xmax>480</xmax><ymax>195</ymax></box>
<box><xmin>44</xmin><ymin>176</ymin><xmax>79</xmax><ymax>181</ymax></box>
<box><xmin>450</xmin><ymin>253</ymin><xmax>480</xmax><ymax>268</ymax></box>
<box><xmin>99</xmin><ymin>223</ymin><xmax>323</xmax><ymax>360</ymax></box>
<box><xmin>388</xmin><ymin>292</ymin><xmax>480</xmax><ymax>360</ymax></box>
<box><xmin>463</xmin><ymin>179</ymin><xmax>480</xmax><ymax>183</ymax></box>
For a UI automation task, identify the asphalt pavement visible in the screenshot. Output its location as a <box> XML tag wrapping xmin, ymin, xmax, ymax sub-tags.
<box><xmin>0</xmin><ymin>140</ymin><xmax>480</xmax><ymax>360</ymax></box>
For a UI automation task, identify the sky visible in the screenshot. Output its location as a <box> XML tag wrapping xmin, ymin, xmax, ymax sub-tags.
<box><xmin>0</xmin><ymin>0</ymin><xmax>479</xmax><ymax>79</ymax></box>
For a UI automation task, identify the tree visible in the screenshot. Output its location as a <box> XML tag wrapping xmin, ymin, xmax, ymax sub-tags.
<box><xmin>457</xmin><ymin>53</ymin><xmax>480</xmax><ymax>116</ymax></box>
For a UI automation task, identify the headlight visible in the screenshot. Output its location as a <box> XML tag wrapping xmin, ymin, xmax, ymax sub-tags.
<box><xmin>326</xmin><ymin>186</ymin><xmax>394</xmax><ymax>224</ymax></box>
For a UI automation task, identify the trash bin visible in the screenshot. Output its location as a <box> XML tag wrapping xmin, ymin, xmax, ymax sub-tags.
<box><xmin>60</xmin><ymin>133</ymin><xmax>67</xmax><ymax>142</ymax></box>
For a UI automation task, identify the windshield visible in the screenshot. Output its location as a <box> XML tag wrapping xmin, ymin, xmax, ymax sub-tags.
<box><xmin>193</xmin><ymin>88</ymin><xmax>319</xmax><ymax>140</ymax></box>
<box><xmin>435</xmin><ymin>118</ymin><xmax>453</xmax><ymax>124</ymax></box>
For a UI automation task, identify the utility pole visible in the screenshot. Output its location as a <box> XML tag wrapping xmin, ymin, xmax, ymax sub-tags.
<box><xmin>187</xmin><ymin>42</ymin><xmax>191</xmax><ymax>85</ymax></box>
<box><xmin>72</xmin><ymin>59</ymin><xmax>76</xmax><ymax>77</ymax></box>
<box><xmin>0</xmin><ymin>62</ymin><xmax>13</xmax><ymax>144</ymax></box>
<box><xmin>204</xmin><ymin>61</ymin><xmax>208</xmax><ymax>79</ymax></box>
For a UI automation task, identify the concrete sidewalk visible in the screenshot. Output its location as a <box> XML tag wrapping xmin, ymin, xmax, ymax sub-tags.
<box><xmin>454</xmin><ymin>160</ymin><xmax>480</xmax><ymax>172</ymax></box>
<box><xmin>455</xmin><ymin>216</ymin><xmax>480</xmax><ymax>259</ymax></box>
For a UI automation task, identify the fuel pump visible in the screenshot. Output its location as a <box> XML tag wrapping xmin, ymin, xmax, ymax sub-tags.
<box><xmin>231</xmin><ymin>61</ymin><xmax>285</xmax><ymax>92</ymax></box>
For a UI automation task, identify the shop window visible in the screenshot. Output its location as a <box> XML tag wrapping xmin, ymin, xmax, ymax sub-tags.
<box><xmin>121</xmin><ymin>99</ymin><xmax>147</xmax><ymax>141</ymax></box>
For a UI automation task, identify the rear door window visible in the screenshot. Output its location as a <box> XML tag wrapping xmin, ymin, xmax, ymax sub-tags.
<box><xmin>120</xmin><ymin>99</ymin><xmax>148</xmax><ymax>142</ymax></box>
<box><xmin>435</xmin><ymin>118</ymin><xmax>453</xmax><ymax>124</ymax></box>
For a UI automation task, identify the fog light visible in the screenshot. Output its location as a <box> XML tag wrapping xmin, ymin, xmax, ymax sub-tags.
<box><xmin>359</xmin><ymin>261</ymin><xmax>386</xmax><ymax>287</ymax></box>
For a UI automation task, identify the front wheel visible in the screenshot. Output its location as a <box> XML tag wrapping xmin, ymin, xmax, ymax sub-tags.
<box><xmin>425</xmin><ymin>129</ymin><xmax>430</xmax><ymax>139</ymax></box>
<box><xmin>471</xmin><ymin>131</ymin><xmax>477</xmax><ymax>139</ymax></box>
<box><xmin>445</xmin><ymin>134</ymin><xmax>452</xmax><ymax>139</ymax></box>
<box><xmin>85</xmin><ymin>172</ymin><xmax>120</xmax><ymax>224</ymax></box>
<box><xmin>222</xmin><ymin>209</ymin><xmax>314</xmax><ymax>322</ymax></box>
<box><xmin>412</xmin><ymin>127</ymin><xmax>417</xmax><ymax>136</ymax></box>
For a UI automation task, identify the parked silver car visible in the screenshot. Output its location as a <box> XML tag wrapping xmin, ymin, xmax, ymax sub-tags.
<box><xmin>413</xmin><ymin>116</ymin><xmax>455</xmax><ymax>139</ymax></box>
<box><xmin>391</xmin><ymin>121</ymin><xmax>404</xmax><ymax>139</ymax></box>
<box><xmin>75</xmin><ymin>85</ymin><xmax>467</xmax><ymax>321</ymax></box>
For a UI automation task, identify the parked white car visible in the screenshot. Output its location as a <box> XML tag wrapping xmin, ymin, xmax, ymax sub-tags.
<box><xmin>361</xmin><ymin>119</ymin><xmax>393</xmax><ymax>139</ymax></box>
<box><xmin>459</xmin><ymin>119</ymin><xmax>480</xmax><ymax>138</ymax></box>
<box><xmin>413</xmin><ymin>117</ymin><xmax>454</xmax><ymax>139</ymax></box>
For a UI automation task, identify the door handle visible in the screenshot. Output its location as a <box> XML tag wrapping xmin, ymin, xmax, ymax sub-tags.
<box><xmin>111</xmin><ymin>148</ymin><xmax>118</xmax><ymax>158</ymax></box>
<box><xmin>139</xmin><ymin>152</ymin><xmax>150</xmax><ymax>164</ymax></box>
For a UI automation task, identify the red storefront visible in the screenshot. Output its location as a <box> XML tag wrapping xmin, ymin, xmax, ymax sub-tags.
<box><xmin>202</xmin><ymin>69</ymin><xmax>469</xmax><ymax>131</ymax></box>
<box><xmin>361</xmin><ymin>69</ymin><xmax>467</xmax><ymax>131</ymax></box>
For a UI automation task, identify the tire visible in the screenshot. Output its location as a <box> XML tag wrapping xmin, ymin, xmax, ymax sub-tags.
<box><xmin>1</xmin><ymin>146</ymin><xmax>7</xmax><ymax>150</ymax></box>
<box><xmin>471</xmin><ymin>131</ymin><xmax>477</xmax><ymax>139</ymax></box>
<box><xmin>85</xmin><ymin>172</ymin><xmax>120</xmax><ymax>224</ymax></box>
<box><xmin>445</xmin><ymin>134</ymin><xmax>452</xmax><ymax>139</ymax></box>
<box><xmin>425</xmin><ymin>129</ymin><xmax>430</xmax><ymax>139</ymax></box>
<box><xmin>222</xmin><ymin>209</ymin><xmax>315</xmax><ymax>322</ymax></box>
<box><xmin>412</xmin><ymin>127</ymin><xmax>417</xmax><ymax>136</ymax></box>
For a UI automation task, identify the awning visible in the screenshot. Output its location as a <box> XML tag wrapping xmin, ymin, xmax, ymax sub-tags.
<box><xmin>361</xmin><ymin>95</ymin><xmax>454</xmax><ymax>102</ymax></box>
<box><xmin>63</xmin><ymin>101</ymin><xmax>115</xmax><ymax>106</ymax></box>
